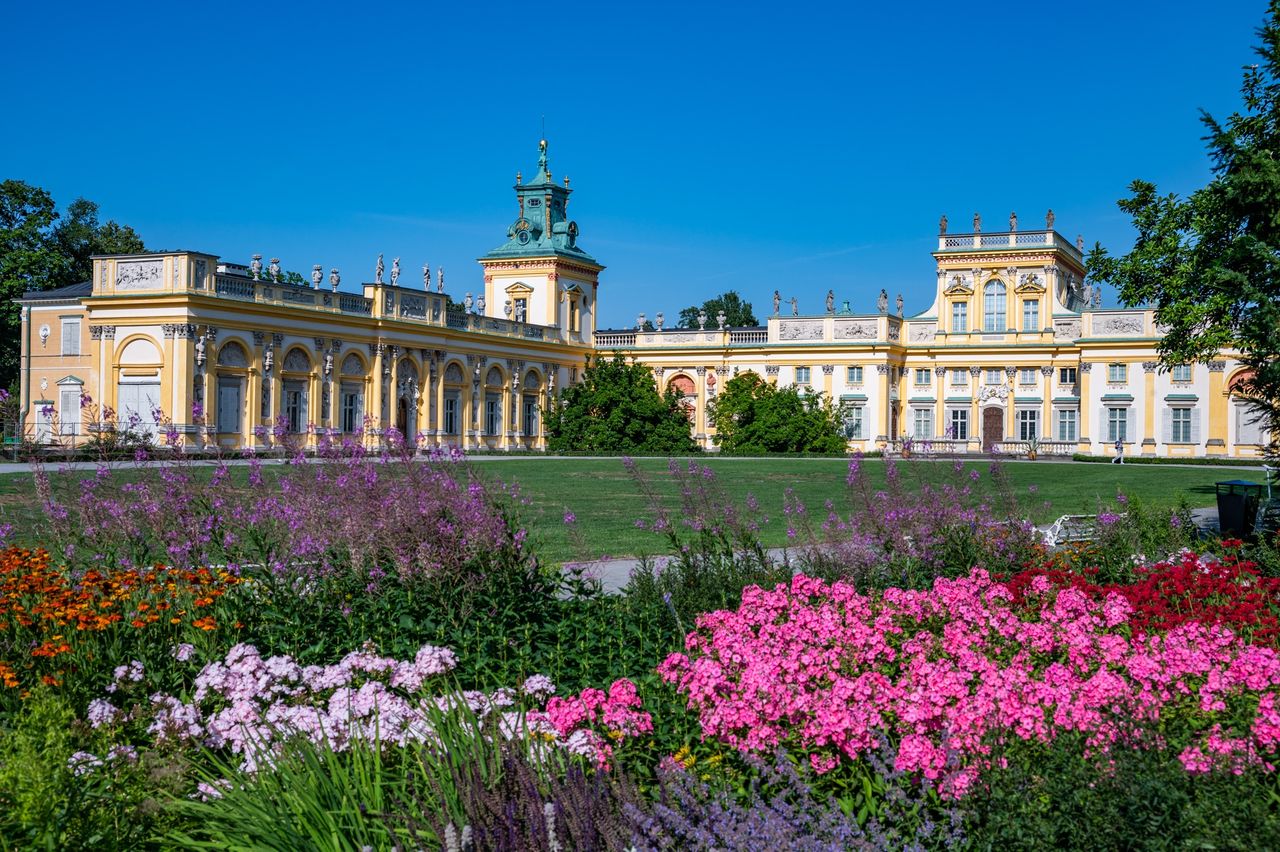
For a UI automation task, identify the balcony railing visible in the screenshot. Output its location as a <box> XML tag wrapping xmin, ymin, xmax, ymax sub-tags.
<box><xmin>204</xmin><ymin>276</ymin><xmax>559</xmax><ymax>342</ymax></box>
<box><xmin>936</xmin><ymin>229</ymin><xmax>1082</xmax><ymax>257</ymax></box>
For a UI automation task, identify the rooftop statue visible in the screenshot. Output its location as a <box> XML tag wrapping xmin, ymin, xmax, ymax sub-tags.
<box><xmin>896</xmin><ymin>293</ymin><xmax>904</xmax><ymax>317</ymax></box>
<box><xmin>438</xmin><ymin>267</ymin><xmax>445</xmax><ymax>293</ymax></box>
<box><xmin>939</xmin><ymin>214</ymin><xmax>948</xmax><ymax>234</ymax></box>
<box><xmin>477</xmin><ymin>294</ymin><xmax>486</xmax><ymax>315</ymax></box>
<box><xmin>826</xmin><ymin>289</ymin><xmax>835</xmax><ymax>313</ymax></box>
<box><xmin>268</xmin><ymin>258</ymin><xmax>281</xmax><ymax>284</ymax></box>
<box><xmin>375</xmin><ymin>254</ymin><xmax>384</xmax><ymax>285</ymax></box>
<box><xmin>973</xmin><ymin>212</ymin><xmax>981</xmax><ymax>233</ymax></box>
<box><xmin>250</xmin><ymin>254</ymin><xmax>263</xmax><ymax>281</ymax></box>
<box><xmin>1046</xmin><ymin>209</ymin><xmax>1056</xmax><ymax>229</ymax></box>
<box><xmin>773</xmin><ymin>290</ymin><xmax>781</xmax><ymax>316</ymax></box>
<box><xmin>1009</xmin><ymin>211</ymin><xmax>1018</xmax><ymax>232</ymax></box>
<box><xmin>329</xmin><ymin>268</ymin><xmax>340</xmax><ymax>291</ymax></box>
<box><xmin>423</xmin><ymin>263</ymin><xmax>431</xmax><ymax>290</ymax></box>
<box><xmin>464</xmin><ymin>292</ymin><xmax>474</xmax><ymax>313</ymax></box>
<box><xmin>790</xmin><ymin>296</ymin><xmax>799</xmax><ymax>317</ymax></box>
<box><xmin>311</xmin><ymin>265</ymin><xmax>323</xmax><ymax>289</ymax></box>
<box><xmin>390</xmin><ymin>257</ymin><xmax>400</xmax><ymax>287</ymax></box>
<box><xmin>877</xmin><ymin>289</ymin><xmax>889</xmax><ymax>314</ymax></box>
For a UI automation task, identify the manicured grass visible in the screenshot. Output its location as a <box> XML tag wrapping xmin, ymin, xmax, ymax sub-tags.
<box><xmin>0</xmin><ymin>457</ymin><xmax>1265</xmax><ymax>565</ymax></box>
<box><xmin>468</xmin><ymin>457</ymin><xmax>1266</xmax><ymax>564</ymax></box>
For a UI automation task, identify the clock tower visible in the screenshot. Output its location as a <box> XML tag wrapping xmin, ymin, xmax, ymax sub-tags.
<box><xmin>478</xmin><ymin>140</ymin><xmax>603</xmax><ymax>342</ymax></box>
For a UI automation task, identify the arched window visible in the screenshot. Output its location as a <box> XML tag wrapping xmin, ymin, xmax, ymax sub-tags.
<box><xmin>983</xmin><ymin>280</ymin><xmax>1006</xmax><ymax>332</ymax></box>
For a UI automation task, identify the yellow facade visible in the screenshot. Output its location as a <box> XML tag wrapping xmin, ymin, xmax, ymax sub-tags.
<box><xmin>14</xmin><ymin>161</ymin><xmax>1268</xmax><ymax>459</ymax></box>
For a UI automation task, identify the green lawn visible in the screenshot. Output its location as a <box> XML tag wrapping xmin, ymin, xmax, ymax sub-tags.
<box><xmin>0</xmin><ymin>458</ymin><xmax>1265</xmax><ymax>565</ymax></box>
<box><xmin>468</xmin><ymin>458</ymin><xmax>1266</xmax><ymax>563</ymax></box>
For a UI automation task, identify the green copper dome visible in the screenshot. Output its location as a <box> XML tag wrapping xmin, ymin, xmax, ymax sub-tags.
<box><xmin>479</xmin><ymin>140</ymin><xmax>599</xmax><ymax>265</ymax></box>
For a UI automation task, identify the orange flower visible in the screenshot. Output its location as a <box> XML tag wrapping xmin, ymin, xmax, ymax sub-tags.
<box><xmin>192</xmin><ymin>616</ymin><xmax>217</xmax><ymax>631</ymax></box>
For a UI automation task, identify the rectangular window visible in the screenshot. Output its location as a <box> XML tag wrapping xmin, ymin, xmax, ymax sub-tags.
<box><xmin>951</xmin><ymin>302</ymin><xmax>968</xmax><ymax>333</ymax></box>
<box><xmin>1172</xmin><ymin>364</ymin><xmax>1193</xmax><ymax>382</ymax></box>
<box><xmin>339</xmin><ymin>382</ymin><xmax>364</xmax><ymax>433</ymax></box>
<box><xmin>443</xmin><ymin>395</ymin><xmax>460</xmax><ymax>435</ymax></box>
<box><xmin>61</xmin><ymin>318</ymin><xmax>81</xmax><ymax>356</ymax></box>
<box><xmin>283</xmin><ymin>380</ymin><xmax>307</xmax><ymax>433</ymax></box>
<box><xmin>217</xmin><ymin>377</ymin><xmax>242</xmax><ymax>434</ymax></box>
<box><xmin>1107</xmin><ymin>407</ymin><xmax>1128</xmax><ymax>442</ymax></box>
<box><xmin>485</xmin><ymin>393</ymin><xmax>502</xmax><ymax>435</ymax></box>
<box><xmin>950</xmin><ymin>369</ymin><xmax>968</xmax><ymax>387</ymax></box>
<box><xmin>1017</xmin><ymin>409</ymin><xmax>1039</xmax><ymax>441</ymax></box>
<box><xmin>59</xmin><ymin>386</ymin><xmax>81</xmax><ymax>435</ymax></box>
<box><xmin>1171</xmin><ymin>407</ymin><xmax>1192</xmax><ymax>443</ymax></box>
<box><xmin>914</xmin><ymin>368</ymin><xmax>931</xmax><ymax>386</ymax></box>
<box><xmin>1018</xmin><ymin>368</ymin><xmax>1036</xmax><ymax>385</ymax></box>
<box><xmin>846</xmin><ymin>365</ymin><xmax>863</xmax><ymax>384</ymax></box>
<box><xmin>1022</xmin><ymin>299</ymin><xmax>1039</xmax><ymax>331</ymax></box>
<box><xmin>985</xmin><ymin>368</ymin><xmax>1002</xmax><ymax>385</ymax></box>
<box><xmin>912</xmin><ymin>408</ymin><xmax>934</xmax><ymax>438</ymax></box>
<box><xmin>950</xmin><ymin>409</ymin><xmax>968</xmax><ymax>440</ymax></box>
<box><xmin>843</xmin><ymin>405</ymin><xmax>864</xmax><ymax>439</ymax></box>
<box><xmin>1108</xmin><ymin>363</ymin><xmax>1127</xmax><ymax>383</ymax></box>
<box><xmin>1057</xmin><ymin>409</ymin><xmax>1078</xmax><ymax>442</ymax></box>
<box><xmin>514</xmin><ymin>297</ymin><xmax>528</xmax><ymax>322</ymax></box>
<box><xmin>522</xmin><ymin>395</ymin><xmax>539</xmax><ymax>436</ymax></box>
<box><xmin>794</xmin><ymin>366</ymin><xmax>811</xmax><ymax>384</ymax></box>
<box><xmin>984</xmin><ymin>285</ymin><xmax>1006</xmax><ymax>332</ymax></box>
<box><xmin>1059</xmin><ymin>367</ymin><xmax>1078</xmax><ymax>386</ymax></box>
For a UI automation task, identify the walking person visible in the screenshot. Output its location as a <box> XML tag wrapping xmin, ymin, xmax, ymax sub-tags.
<box><xmin>1112</xmin><ymin>438</ymin><xmax>1124</xmax><ymax>464</ymax></box>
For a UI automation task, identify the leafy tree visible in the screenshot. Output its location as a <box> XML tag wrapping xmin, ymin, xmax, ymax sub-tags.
<box><xmin>0</xmin><ymin>182</ymin><xmax>147</xmax><ymax>389</ymax></box>
<box><xmin>1087</xmin><ymin>3</ymin><xmax>1280</xmax><ymax>457</ymax></box>
<box><xmin>544</xmin><ymin>353</ymin><xmax>697</xmax><ymax>453</ymax></box>
<box><xmin>708</xmin><ymin>372</ymin><xmax>846</xmax><ymax>454</ymax></box>
<box><xmin>677</xmin><ymin>290</ymin><xmax>758</xmax><ymax>329</ymax></box>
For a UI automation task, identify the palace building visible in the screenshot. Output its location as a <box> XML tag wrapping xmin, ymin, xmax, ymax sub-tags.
<box><xmin>14</xmin><ymin>142</ymin><xmax>1270</xmax><ymax>459</ymax></box>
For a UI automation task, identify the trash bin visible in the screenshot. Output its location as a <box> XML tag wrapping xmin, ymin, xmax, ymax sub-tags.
<box><xmin>1216</xmin><ymin>480</ymin><xmax>1264</xmax><ymax>538</ymax></box>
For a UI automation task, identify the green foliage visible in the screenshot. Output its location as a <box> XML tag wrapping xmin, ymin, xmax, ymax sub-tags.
<box><xmin>1087</xmin><ymin>4</ymin><xmax>1280</xmax><ymax>458</ymax></box>
<box><xmin>708</xmin><ymin>372</ymin><xmax>847</xmax><ymax>454</ymax></box>
<box><xmin>676</xmin><ymin>289</ymin><xmax>758</xmax><ymax>329</ymax></box>
<box><xmin>0</xmin><ymin>686</ymin><xmax>169</xmax><ymax>850</ymax></box>
<box><xmin>0</xmin><ymin>182</ymin><xmax>146</xmax><ymax>389</ymax></box>
<box><xmin>544</xmin><ymin>354</ymin><xmax>697</xmax><ymax>454</ymax></box>
<box><xmin>969</xmin><ymin>731</ymin><xmax>1280</xmax><ymax>851</ymax></box>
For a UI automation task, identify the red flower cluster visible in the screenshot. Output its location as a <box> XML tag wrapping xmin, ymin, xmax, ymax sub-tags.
<box><xmin>1004</xmin><ymin>547</ymin><xmax>1280</xmax><ymax>646</ymax></box>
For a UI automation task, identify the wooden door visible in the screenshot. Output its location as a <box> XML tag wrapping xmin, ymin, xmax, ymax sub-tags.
<box><xmin>982</xmin><ymin>407</ymin><xmax>1003</xmax><ymax>451</ymax></box>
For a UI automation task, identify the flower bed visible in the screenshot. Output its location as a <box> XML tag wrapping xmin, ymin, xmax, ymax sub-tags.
<box><xmin>659</xmin><ymin>564</ymin><xmax>1280</xmax><ymax>795</ymax></box>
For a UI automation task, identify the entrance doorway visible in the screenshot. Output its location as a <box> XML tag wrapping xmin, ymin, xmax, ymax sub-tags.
<box><xmin>982</xmin><ymin>407</ymin><xmax>1003</xmax><ymax>452</ymax></box>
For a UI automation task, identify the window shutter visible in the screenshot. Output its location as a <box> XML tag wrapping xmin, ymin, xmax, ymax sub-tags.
<box><xmin>1191</xmin><ymin>409</ymin><xmax>1201</xmax><ymax>445</ymax></box>
<box><xmin>1100</xmin><ymin>410</ymin><xmax>1109</xmax><ymax>442</ymax></box>
<box><xmin>61</xmin><ymin>320</ymin><xmax>80</xmax><ymax>355</ymax></box>
<box><xmin>60</xmin><ymin>387</ymin><xmax>80</xmax><ymax>434</ymax></box>
<box><xmin>1161</xmin><ymin>408</ymin><xmax>1171</xmax><ymax>443</ymax></box>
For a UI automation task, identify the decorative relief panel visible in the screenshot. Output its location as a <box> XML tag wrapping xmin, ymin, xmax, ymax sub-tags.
<box><xmin>400</xmin><ymin>295</ymin><xmax>426</xmax><ymax>319</ymax></box>
<box><xmin>114</xmin><ymin>260</ymin><xmax>163</xmax><ymax>291</ymax></box>
<box><xmin>908</xmin><ymin>323</ymin><xmax>936</xmax><ymax>343</ymax></box>
<box><xmin>1054</xmin><ymin>318</ymin><xmax>1082</xmax><ymax>341</ymax></box>
<box><xmin>833</xmin><ymin>319</ymin><xmax>876</xmax><ymax>340</ymax></box>
<box><xmin>282</xmin><ymin>349</ymin><xmax>311</xmax><ymax>372</ymax></box>
<box><xmin>778</xmin><ymin>320</ymin><xmax>823</xmax><ymax>341</ymax></box>
<box><xmin>1092</xmin><ymin>315</ymin><xmax>1144</xmax><ymax>336</ymax></box>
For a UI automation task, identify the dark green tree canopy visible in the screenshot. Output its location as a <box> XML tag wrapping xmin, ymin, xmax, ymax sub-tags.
<box><xmin>708</xmin><ymin>372</ymin><xmax>846</xmax><ymax>454</ymax></box>
<box><xmin>677</xmin><ymin>290</ymin><xmax>758</xmax><ymax>329</ymax></box>
<box><xmin>1087</xmin><ymin>3</ymin><xmax>1280</xmax><ymax>457</ymax></box>
<box><xmin>0</xmin><ymin>181</ymin><xmax>147</xmax><ymax>389</ymax></box>
<box><xmin>544</xmin><ymin>353</ymin><xmax>697</xmax><ymax>453</ymax></box>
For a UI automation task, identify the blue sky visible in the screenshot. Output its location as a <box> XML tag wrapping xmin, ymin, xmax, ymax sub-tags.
<box><xmin>1</xmin><ymin>0</ymin><xmax>1266</xmax><ymax>327</ymax></box>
